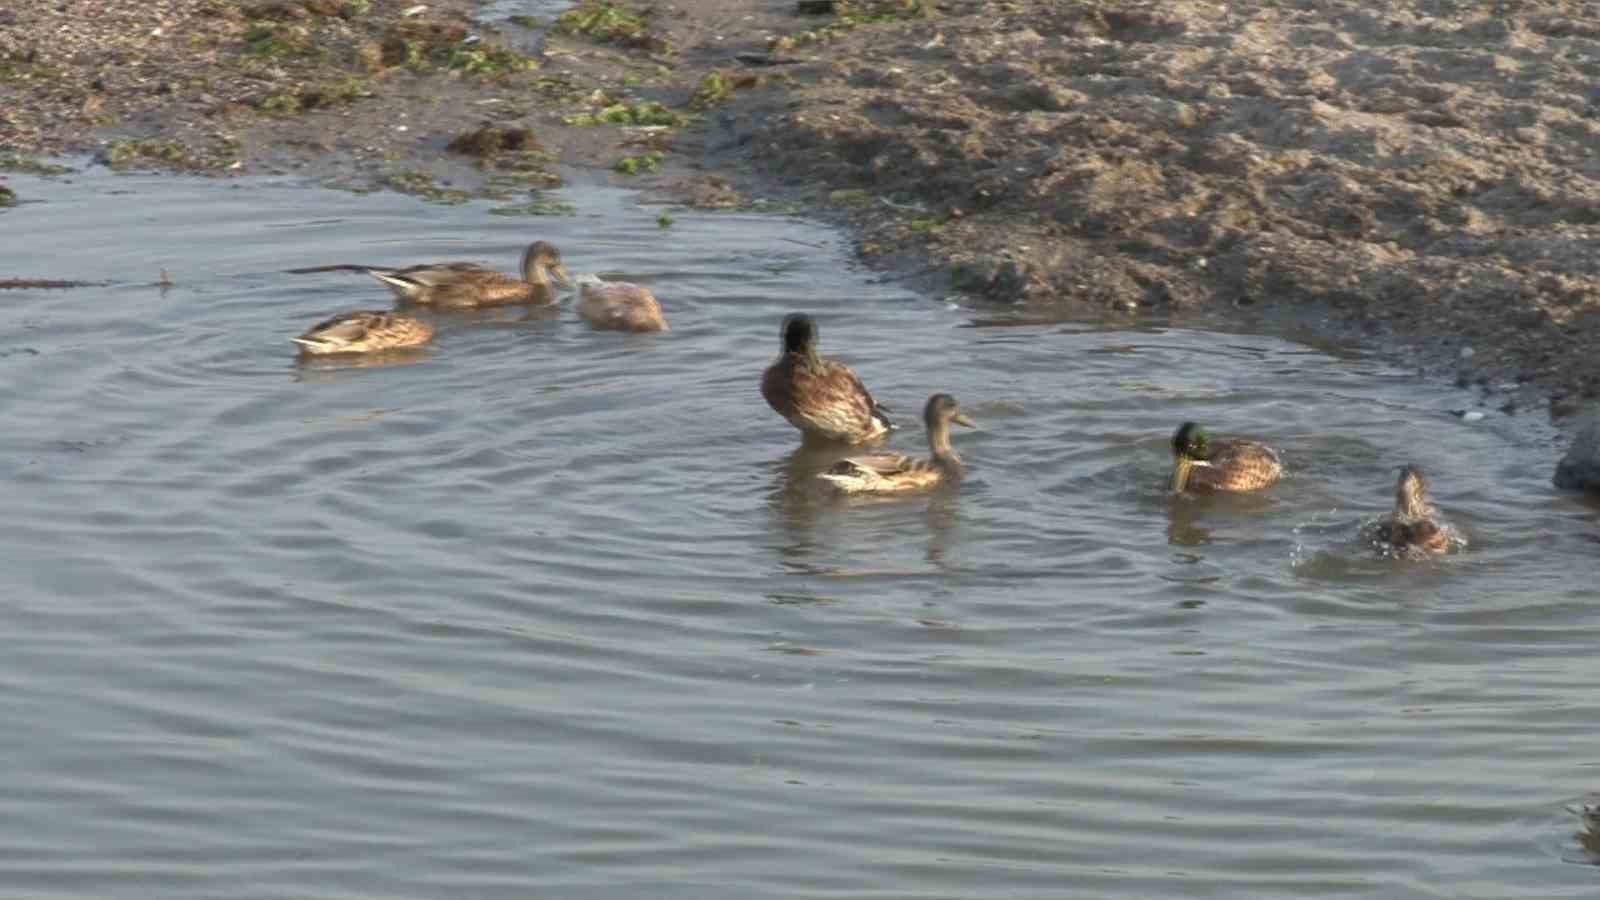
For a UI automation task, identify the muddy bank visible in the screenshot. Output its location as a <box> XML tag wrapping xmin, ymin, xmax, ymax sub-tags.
<box><xmin>720</xmin><ymin>0</ymin><xmax>1600</xmax><ymax>420</ymax></box>
<box><xmin>4</xmin><ymin>0</ymin><xmax>1600</xmax><ymax>422</ymax></box>
<box><xmin>0</xmin><ymin>0</ymin><xmax>773</xmax><ymax>199</ymax></box>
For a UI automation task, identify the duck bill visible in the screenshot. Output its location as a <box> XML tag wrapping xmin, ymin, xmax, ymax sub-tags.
<box><xmin>1169</xmin><ymin>456</ymin><xmax>1195</xmax><ymax>493</ymax></box>
<box><xmin>951</xmin><ymin>413</ymin><xmax>976</xmax><ymax>428</ymax></box>
<box><xmin>551</xmin><ymin>264</ymin><xmax>574</xmax><ymax>289</ymax></box>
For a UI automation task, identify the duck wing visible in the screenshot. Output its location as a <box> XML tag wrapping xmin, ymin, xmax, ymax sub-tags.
<box><xmin>830</xmin><ymin>452</ymin><xmax>916</xmax><ymax>478</ymax></box>
<box><xmin>283</xmin><ymin>261</ymin><xmax>489</xmax><ymax>277</ymax></box>
<box><xmin>384</xmin><ymin>261</ymin><xmax>495</xmax><ymax>287</ymax></box>
<box><xmin>817</xmin><ymin>452</ymin><xmax>949</xmax><ymax>493</ymax></box>
<box><xmin>838</xmin><ymin>364</ymin><xmax>894</xmax><ymax>432</ymax></box>
<box><xmin>292</xmin><ymin>310</ymin><xmax>414</xmax><ymax>352</ymax></box>
<box><xmin>803</xmin><ymin>360</ymin><xmax>891</xmax><ymax>439</ymax></box>
<box><xmin>1198</xmin><ymin>439</ymin><xmax>1282</xmax><ymax>491</ymax></box>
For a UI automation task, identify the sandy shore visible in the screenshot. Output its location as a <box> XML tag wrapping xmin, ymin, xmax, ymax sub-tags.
<box><xmin>4</xmin><ymin>0</ymin><xmax>1598</xmax><ymax>422</ymax></box>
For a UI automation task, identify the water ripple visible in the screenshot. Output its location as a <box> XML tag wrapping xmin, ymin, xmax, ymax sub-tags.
<box><xmin>0</xmin><ymin>170</ymin><xmax>1595</xmax><ymax>899</ymax></box>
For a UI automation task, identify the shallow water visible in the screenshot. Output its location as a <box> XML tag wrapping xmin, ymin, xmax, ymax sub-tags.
<box><xmin>2</xmin><ymin>168</ymin><xmax>1599</xmax><ymax>898</ymax></box>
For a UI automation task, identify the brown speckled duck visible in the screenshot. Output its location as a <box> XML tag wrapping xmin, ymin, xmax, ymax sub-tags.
<box><xmin>817</xmin><ymin>394</ymin><xmax>974</xmax><ymax>494</ymax></box>
<box><xmin>761</xmin><ymin>313</ymin><xmax>893</xmax><ymax>444</ymax></box>
<box><xmin>291</xmin><ymin>310</ymin><xmax>433</xmax><ymax>355</ymax></box>
<box><xmin>574</xmin><ymin>273</ymin><xmax>668</xmax><ymax>332</ymax></box>
<box><xmin>1373</xmin><ymin>464</ymin><xmax>1456</xmax><ymax>555</ymax></box>
<box><xmin>288</xmin><ymin>241</ymin><xmax>572</xmax><ymax>308</ymax></box>
<box><xmin>1168</xmin><ymin>421</ymin><xmax>1283</xmax><ymax>493</ymax></box>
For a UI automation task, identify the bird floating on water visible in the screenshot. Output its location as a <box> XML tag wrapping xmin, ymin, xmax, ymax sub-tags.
<box><xmin>761</xmin><ymin>312</ymin><xmax>894</xmax><ymax>444</ymax></box>
<box><xmin>1372</xmin><ymin>464</ymin><xmax>1459</xmax><ymax>556</ymax></box>
<box><xmin>817</xmin><ymin>393</ymin><xmax>974</xmax><ymax>494</ymax></box>
<box><xmin>291</xmin><ymin>310</ymin><xmax>433</xmax><ymax>355</ymax></box>
<box><xmin>286</xmin><ymin>241</ymin><xmax>572</xmax><ymax>308</ymax></box>
<box><xmin>573</xmin><ymin>273</ymin><xmax>668</xmax><ymax>332</ymax></box>
<box><xmin>1168</xmin><ymin>421</ymin><xmax>1283</xmax><ymax>493</ymax></box>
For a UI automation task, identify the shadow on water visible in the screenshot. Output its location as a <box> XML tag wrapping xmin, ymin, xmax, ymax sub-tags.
<box><xmin>1</xmin><ymin>167</ymin><xmax>1599</xmax><ymax>900</ymax></box>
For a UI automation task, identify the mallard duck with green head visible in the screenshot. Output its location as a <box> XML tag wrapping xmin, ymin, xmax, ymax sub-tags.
<box><xmin>292</xmin><ymin>310</ymin><xmax>433</xmax><ymax>355</ymax></box>
<box><xmin>1372</xmin><ymin>464</ymin><xmax>1456</xmax><ymax>555</ymax></box>
<box><xmin>287</xmin><ymin>241</ymin><xmax>573</xmax><ymax>308</ymax></box>
<box><xmin>1169</xmin><ymin>421</ymin><xmax>1283</xmax><ymax>493</ymax></box>
<box><xmin>817</xmin><ymin>394</ymin><xmax>974</xmax><ymax>494</ymax></box>
<box><xmin>761</xmin><ymin>313</ymin><xmax>894</xmax><ymax>444</ymax></box>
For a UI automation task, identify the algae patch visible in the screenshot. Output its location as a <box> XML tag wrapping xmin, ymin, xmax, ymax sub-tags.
<box><xmin>381</xmin><ymin>170</ymin><xmax>471</xmax><ymax>204</ymax></box>
<box><xmin>563</xmin><ymin>101</ymin><xmax>681</xmax><ymax>127</ymax></box>
<box><xmin>687</xmin><ymin>70</ymin><xmax>764</xmax><ymax>111</ymax></box>
<box><xmin>0</xmin><ymin>156</ymin><xmax>73</xmax><ymax>176</ymax></box>
<box><xmin>101</xmin><ymin>139</ymin><xmax>228</xmax><ymax>171</ymax></box>
<box><xmin>489</xmin><ymin>195</ymin><xmax>578</xmax><ymax>216</ymax></box>
<box><xmin>552</xmin><ymin>1</ymin><xmax>669</xmax><ymax>52</ymax></box>
<box><xmin>380</xmin><ymin>22</ymin><xmax>536</xmax><ymax>75</ymax></box>
<box><xmin>255</xmin><ymin>77</ymin><xmax>374</xmax><ymax>114</ymax></box>
<box><xmin>613</xmin><ymin>151</ymin><xmax>663</xmax><ymax>175</ymax></box>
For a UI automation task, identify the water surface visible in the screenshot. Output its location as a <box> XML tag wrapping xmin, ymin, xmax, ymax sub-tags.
<box><xmin>2</xmin><ymin>168</ymin><xmax>1598</xmax><ymax>899</ymax></box>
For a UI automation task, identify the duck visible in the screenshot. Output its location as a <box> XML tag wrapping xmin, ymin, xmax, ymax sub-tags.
<box><xmin>574</xmin><ymin>273</ymin><xmax>668</xmax><ymax>332</ymax></box>
<box><xmin>291</xmin><ymin>310</ymin><xmax>433</xmax><ymax>355</ymax></box>
<box><xmin>1372</xmin><ymin>464</ymin><xmax>1455</xmax><ymax>555</ymax></box>
<box><xmin>817</xmin><ymin>393</ymin><xmax>974</xmax><ymax>494</ymax></box>
<box><xmin>287</xmin><ymin>241</ymin><xmax>572</xmax><ymax>308</ymax></box>
<box><xmin>761</xmin><ymin>313</ymin><xmax>894</xmax><ymax>444</ymax></box>
<box><xmin>1168</xmin><ymin>421</ymin><xmax>1283</xmax><ymax>493</ymax></box>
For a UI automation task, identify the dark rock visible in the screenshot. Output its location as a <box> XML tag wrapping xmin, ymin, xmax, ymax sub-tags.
<box><xmin>796</xmin><ymin>0</ymin><xmax>837</xmax><ymax>14</ymax></box>
<box><xmin>246</xmin><ymin>2</ymin><xmax>310</xmax><ymax>20</ymax></box>
<box><xmin>1553</xmin><ymin>410</ymin><xmax>1600</xmax><ymax>491</ymax></box>
<box><xmin>445</xmin><ymin>125</ymin><xmax>543</xmax><ymax>158</ymax></box>
<box><xmin>1006</xmin><ymin>81</ymin><xmax>1080</xmax><ymax>111</ymax></box>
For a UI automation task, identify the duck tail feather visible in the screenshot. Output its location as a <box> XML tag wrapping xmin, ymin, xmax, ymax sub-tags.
<box><xmin>284</xmin><ymin>264</ymin><xmax>382</xmax><ymax>274</ymax></box>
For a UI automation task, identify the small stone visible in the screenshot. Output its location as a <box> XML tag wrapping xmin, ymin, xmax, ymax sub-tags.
<box><xmin>1459</xmin><ymin>346</ymin><xmax>1475</xmax><ymax>359</ymax></box>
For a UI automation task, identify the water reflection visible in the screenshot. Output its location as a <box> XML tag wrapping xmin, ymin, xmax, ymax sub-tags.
<box><xmin>767</xmin><ymin>442</ymin><xmax>855</xmax><ymax>563</ymax></box>
<box><xmin>414</xmin><ymin>300</ymin><xmax>564</xmax><ymax>326</ymax></box>
<box><xmin>1164</xmin><ymin>497</ymin><xmax>1212</xmax><ymax>546</ymax></box>
<box><xmin>923</xmin><ymin>490</ymin><xmax>962</xmax><ymax>569</ymax></box>
<box><xmin>766</xmin><ymin>439</ymin><xmax>969</xmax><ymax>576</ymax></box>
